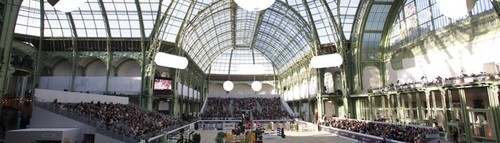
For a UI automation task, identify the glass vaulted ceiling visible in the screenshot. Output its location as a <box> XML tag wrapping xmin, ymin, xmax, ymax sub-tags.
<box><xmin>179</xmin><ymin>0</ymin><xmax>312</xmax><ymax>73</ymax></box>
<box><xmin>15</xmin><ymin>0</ymin><xmax>361</xmax><ymax>74</ymax></box>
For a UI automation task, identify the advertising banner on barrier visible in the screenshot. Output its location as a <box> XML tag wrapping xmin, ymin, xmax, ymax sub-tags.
<box><xmin>214</xmin><ymin>122</ymin><xmax>223</xmax><ymax>130</ymax></box>
<box><xmin>202</xmin><ymin>122</ymin><xmax>234</xmax><ymax>130</ymax></box>
<box><xmin>223</xmin><ymin>123</ymin><xmax>235</xmax><ymax>130</ymax></box>
<box><xmin>203</xmin><ymin>122</ymin><xmax>215</xmax><ymax>130</ymax></box>
<box><xmin>199</xmin><ymin>120</ymin><xmax>293</xmax><ymax>131</ymax></box>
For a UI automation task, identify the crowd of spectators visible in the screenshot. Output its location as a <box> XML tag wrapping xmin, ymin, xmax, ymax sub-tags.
<box><xmin>52</xmin><ymin>101</ymin><xmax>184</xmax><ymax>140</ymax></box>
<box><xmin>232</xmin><ymin>98</ymin><xmax>259</xmax><ymax>119</ymax></box>
<box><xmin>320</xmin><ymin>118</ymin><xmax>438</xmax><ymax>142</ymax></box>
<box><xmin>201</xmin><ymin>97</ymin><xmax>290</xmax><ymax>120</ymax></box>
<box><xmin>368</xmin><ymin>72</ymin><xmax>500</xmax><ymax>93</ymax></box>
<box><xmin>200</xmin><ymin>97</ymin><xmax>231</xmax><ymax>119</ymax></box>
<box><xmin>443</xmin><ymin>72</ymin><xmax>498</xmax><ymax>84</ymax></box>
<box><xmin>255</xmin><ymin>98</ymin><xmax>288</xmax><ymax>120</ymax></box>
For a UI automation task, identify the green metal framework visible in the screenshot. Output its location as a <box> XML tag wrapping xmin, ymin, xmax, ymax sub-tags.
<box><xmin>14</xmin><ymin>0</ymin><xmax>361</xmax><ymax>76</ymax></box>
<box><xmin>178</xmin><ymin>0</ymin><xmax>313</xmax><ymax>74</ymax></box>
<box><xmin>4</xmin><ymin>0</ymin><xmax>498</xmax><ymax>126</ymax></box>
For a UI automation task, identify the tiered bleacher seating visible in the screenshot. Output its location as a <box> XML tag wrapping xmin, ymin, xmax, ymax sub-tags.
<box><xmin>51</xmin><ymin>101</ymin><xmax>186</xmax><ymax>140</ymax></box>
<box><xmin>320</xmin><ymin>118</ymin><xmax>439</xmax><ymax>142</ymax></box>
<box><xmin>201</xmin><ymin>97</ymin><xmax>290</xmax><ymax>120</ymax></box>
<box><xmin>201</xmin><ymin>98</ymin><xmax>232</xmax><ymax>119</ymax></box>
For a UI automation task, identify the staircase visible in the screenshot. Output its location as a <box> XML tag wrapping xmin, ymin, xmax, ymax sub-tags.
<box><xmin>200</xmin><ymin>96</ymin><xmax>209</xmax><ymax>114</ymax></box>
<box><xmin>280</xmin><ymin>98</ymin><xmax>295</xmax><ymax>118</ymax></box>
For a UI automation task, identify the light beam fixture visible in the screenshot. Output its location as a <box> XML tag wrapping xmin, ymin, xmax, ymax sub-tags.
<box><xmin>251</xmin><ymin>81</ymin><xmax>262</xmax><ymax>91</ymax></box>
<box><xmin>154</xmin><ymin>52</ymin><xmax>188</xmax><ymax>69</ymax></box>
<box><xmin>48</xmin><ymin>0</ymin><xmax>87</xmax><ymax>13</ymax></box>
<box><xmin>310</xmin><ymin>53</ymin><xmax>343</xmax><ymax>68</ymax></box>
<box><xmin>435</xmin><ymin>0</ymin><xmax>476</xmax><ymax>19</ymax></box>
<box><xmin>223</xmin><ymin>80</ymin><xmax>234</xmax><ymax>91</ymax></box>
<box><xmin>234</xmin><ymin>0</ymin><xmax>276</xmax><ymax>11</ymax></box>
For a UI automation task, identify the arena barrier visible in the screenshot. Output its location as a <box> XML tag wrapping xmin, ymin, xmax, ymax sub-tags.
<box><xmin>145</xmin><ymin>119</ymin><xmax>294</xmax><ymax>143</ymax></box>
<box><xmin>197</xmin><ymin>119</ymin><xmax>293</xmax><ymax>131</ymax></box>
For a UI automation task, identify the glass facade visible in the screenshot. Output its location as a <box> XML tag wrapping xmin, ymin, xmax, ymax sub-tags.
<box><xmin>388</xmin><ymin>0</ymin><xmax>493</xmax><ymax>50</ymax></box>
<box><xmin>210</xmin><ymin>49</ymin><xmax>274</xmax><ymax>75</ymax></box>
<box><xmin>361</xmin><ymin>4</ymin><xmax>392</xmax><ymax>60</ymax></box>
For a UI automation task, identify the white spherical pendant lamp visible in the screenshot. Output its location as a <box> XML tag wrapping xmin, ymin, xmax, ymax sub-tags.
<box><xmin>223</xmin><ymin>81</ymin><xmax>234</xmax><ymax>91</ymax></box>
<box><xmin>234</xmin><ymin>0</ymin><xmax>276</xmax><ymax>11</ymax></box>
<box><xmin>251</xmin><ymin>81</ymin><xmax>262</xmax><ymax>91</ymax></box>
<box><xmin>48</xmin><ymin>0</ymin><xmax>87</xmax><ymax>13</ymax></box>
<box><xmin>435</xmin><ymin>0</ymin><xmax>476</xmax><ymax>19</ymax></box>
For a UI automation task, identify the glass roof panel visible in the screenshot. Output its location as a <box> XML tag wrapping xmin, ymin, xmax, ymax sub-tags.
<box><xmin>70</xmin><ymin>0</ymin><xmax>107</xmax><ymax>37</ymax></box>
<box><xmin>44</xmin><ymin>8</ymin><xmax>73</xmax><ymax>37</ymax></box>
<box><xmin>102</xmin><ymin>0</ymin><xmax>141</xmax><ymax>37</ymax></box>
<box><xmin>210</xmin><ymin>49</ymin><xmax>274</xmax><ymax>75</ymax></box>
<box><xmin>235</xmin><ymin>10</ymin><xmax>258</xmax><ymax>47</ymax></box>
<box><xmin>139</xmin><ymin>0</ymin><xmax>160</xmax><ymax>36</ymax></box>
<box><xmin>285</xmin><ymin>0</ymin><xmax>360</xmax><ymax>43</ymax></box>
<box><xmin>365</xmin><ymin>4</ymin><xmax>391</xmax><ymax>31</ymax></box>
<box><xmin>307</xmin><ymin>1</ymin><xmax>337</xmax><ymax>43</ymax></box>
<box><xmin>16</xmin><ymin>0</ymin><xmax>41</xmax><ymax>36</ymax></box>
<box><xmin>16</xmin><ymin>0</ymin><xmax>178</xmax><ymax>39</ymax></box>
<box><xmin>335</xmin><ymin>0</ymin><xmax>359</xmax><ymax>39</ymax></box>
<box><xmin>157</xmin><ymin>0</ymin><xmax>190</xmax><ymax>42</ymax></box>
<box><xmin>360</xmin><ymin>3</ymin><xmax>392</xmax><ymax>61</ymax></box>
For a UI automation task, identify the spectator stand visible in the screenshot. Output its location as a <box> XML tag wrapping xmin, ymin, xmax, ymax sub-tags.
<box><xmin>200</xmin><ymin>97</ymin><xmax>291</xmax><ymax>120</ymax></box>
<box><xmin>369</xmin><ymin>118</ymin><xmax>440</xmax><ymax>142</ymax></box>
<box><xmin>37</xmin><ymin>98</ymin><xmax>191</xmax><ymax>143</ymax></box>
<box><xmin>368</xmin><ymin>73</ymin><xmax>499</xmax><ymax>94</ymax></box>
<box><xmin>318</xmin><ymin>125</ymin><xmax>404</xmax><ymax>143</ymax></box>
<box><xmin>320</xmin><ymin>118</ymin><xmax>439</xmax><ymax>143</ymax></box>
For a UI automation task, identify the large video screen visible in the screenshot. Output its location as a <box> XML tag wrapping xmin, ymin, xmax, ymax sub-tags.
<box><xmin>154</xmin><ymin>78</ymin><xmax>172</xmax><ymax>90</ymax></box>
